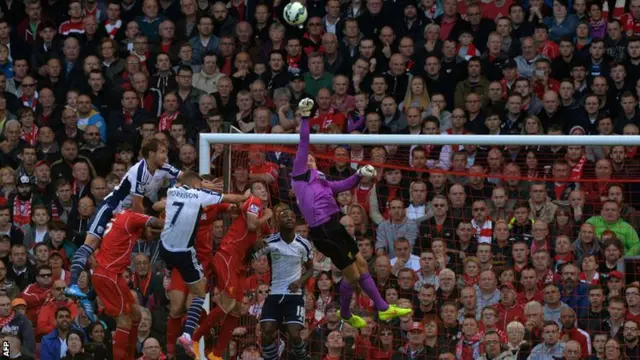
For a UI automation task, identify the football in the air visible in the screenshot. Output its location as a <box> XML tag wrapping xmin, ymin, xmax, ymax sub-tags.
<box><xmin>284</xmin><ymin>2</ymin><xmax>308</xmax><ymax>26</ymax></box>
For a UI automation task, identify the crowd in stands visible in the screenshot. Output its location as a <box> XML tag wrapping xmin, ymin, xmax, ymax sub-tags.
<box><xmin>0</xmin><ymin>0</ymin><xmax>640</xmax><ymax>359</ymax></box>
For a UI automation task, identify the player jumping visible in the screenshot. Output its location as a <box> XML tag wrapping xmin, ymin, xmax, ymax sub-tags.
<box><xmin>155</xmin><ymin>177</ymin><xmax>235</xmax><ymax>358</ymax></box>
<box><xmin>258</xmin><ymin>208</ymin><xmax>314</xmax><ymax>360</ymax></box>
<box><xmin>160</xmin><ymin>171</ymin><xmax>248</xmax><ymax>357</ymax></box>
<box><xmin>66</xmin><ymin>139</ymin><xmax>182</xmax><ymax>313</ymax></box>
<box><xmin>190</xmin><ymin>181</ymin><xmax>272</xmax><ymax>359</ymax></box>
<box><xmin>92</xmin><ymin>209</ymin><xmax>164</xmax><ymax>360</ymax></box>
<box><xmin>291</xmin><ymin>98</ymin><xmax>410</xmax><ymax>328</ymax></box>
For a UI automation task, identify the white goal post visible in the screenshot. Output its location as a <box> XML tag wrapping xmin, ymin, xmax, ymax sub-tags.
<box><xmin>198</xmin><ymin>134</ymin><xmax>640</xmax><ymax>175</ymax></box>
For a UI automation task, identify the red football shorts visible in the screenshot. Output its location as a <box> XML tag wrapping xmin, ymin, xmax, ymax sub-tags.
<box><xmin>167</xmin><ymin>260</ymin><xmax>213</xmax><ymax>294</ymax></box>
<box><xmin>212</xmin><ymin>252</ymin><xmax>245</xmax><ymax>302</ymax></box>
<box><xmin>92</xmin><ymin>266</ymin><xmax>135</xmax><ymax>317</ymax></box>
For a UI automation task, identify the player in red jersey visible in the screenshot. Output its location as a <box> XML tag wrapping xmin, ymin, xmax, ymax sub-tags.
<box><xmin>92</xmin><ymin>209</ymin><xmax>164</xmax><ymax>360</ymax></box>
<box><xmin>161</xmin><ymin>198</ymin><xmax>234</xmax><ymax>358</ymax></box>
<box><xmin>191</xmin><ymin>181</ymin><xmax>272</xmax><ymax>359</ymax></box>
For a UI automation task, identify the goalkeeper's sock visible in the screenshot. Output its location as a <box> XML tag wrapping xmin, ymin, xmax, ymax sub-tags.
<box><xmin>359</xmin><ymin>272</ymin><xmax>389</xmax><ymax>311</ymax></box>
<box><xmin>339</xmin><ymin>280</ymin><xmax>354</xmax><ymax>318</ymax></box>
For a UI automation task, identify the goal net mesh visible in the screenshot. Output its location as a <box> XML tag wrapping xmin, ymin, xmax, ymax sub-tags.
<box><xmin>200</xmin><ymin>129</ymin><xmax>640</xmax><ymax>359</ymax></box>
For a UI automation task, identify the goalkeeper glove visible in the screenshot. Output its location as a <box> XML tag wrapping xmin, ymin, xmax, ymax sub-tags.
<box><xmin>298</xmin><ymin>98</ymin><xmax>314</xmax><ymax>117</ymax></box>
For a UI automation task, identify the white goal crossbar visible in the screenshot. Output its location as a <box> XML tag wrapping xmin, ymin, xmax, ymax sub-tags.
<box><xmin>198</xmin><ymin>134</ymin><xmax>640</xmax><ymax>175</ymax></box>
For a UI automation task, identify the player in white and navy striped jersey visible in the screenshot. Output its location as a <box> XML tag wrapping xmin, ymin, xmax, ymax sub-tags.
<box><xmin>66</xmin><ymin>138</ymin><xmax>182</xmax><ymax>310</ymax></box>
<box><xmin>161</xmin><ymin>171</ymin><xmax>248</xmax><ymax>356</ymax></box>
<box><xmin>258</xmin><ymin>209</ymin><xmax>314</xmax><ymax>360</ymax></box>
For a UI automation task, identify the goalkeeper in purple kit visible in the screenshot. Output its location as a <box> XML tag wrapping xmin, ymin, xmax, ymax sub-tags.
<box><xmin>291</xmin><ymin>98</ymin><xmax>410</xmax><ymax>328</ymax></box>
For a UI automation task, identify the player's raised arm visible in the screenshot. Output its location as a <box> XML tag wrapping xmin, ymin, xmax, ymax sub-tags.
<box><xmin>327</xmin><ymin>165</ymin><xmax>377</xmax><ymax>194</ymax></box>
<box><xmin>219</xmin><ymin>192</ymin><xmax>249</xmax><ymax>204</ymax></box>
<box><xmin>292</xmin><ymin>98</ymin><xmax>315</xmax><ymax>177</ymax></box>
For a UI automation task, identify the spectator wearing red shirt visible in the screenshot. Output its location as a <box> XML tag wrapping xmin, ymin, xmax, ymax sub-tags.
<box><xmin>518</xmin><ymin>267</ymin><xmax>544</xmax><ymax>305</ymax></box>
<box><xmin>310</xmin><ymin>88</ymin><xmax>346</xmax><ymax>133</ymax></box>
<box><xmin>480</xmin><ymin>0</ymin><xmax>512</xmax><ymax>20</ymax></box>
<box><xmin>19</xmin><ymin>265</ymin><xmax>52</xmax><ymax>325</ymax></box>
<box><xmin>620</xmin><ymin>4</ymin><xmax>640</xmax><ymax>37</ymax></box>
<box><xmin>36</xmin><ymin>279</ymin><xmax>78</xmax><ymax>337</ymax></box>
<box><xmin>496</xmin><ymin>283</ymin><xmax>525</xmax><ymax>331</ymax></box>
<box><xmin>248</xmin><ymin>145</ymin><xmax>279</xmax><ymax>198</ymax></box>
<box><xmin>559</xmin><ymin>307</ymin><xmax>591</xmax><ymax>356</ymax></box>
<box><xmin>457</xmin><ymin>317</ymin><xmax>484</xmax><ymax>360</ymax></box>
<box><xmin>243</xmin><ymin>254</ymin><xmax>271</xmax><ymax>291</ymax></box>
<box><xmin>534</xmin><ymin>24</ymin><xmax>560</xmax><ymax>60</ymax></box>
<box><xmin>322</xmin><ymin>330</ymin><xmax>349</xmax><ymax>360</ymax></box>
<box><xmin>58</xmin><ymin>1</ymin><xmax>85</xmax><ymax>36</ymax></box>
<box><xmin>532</xmin><ymin>59</ymin><xmax>560</xmax><ymax>100</ymax></box>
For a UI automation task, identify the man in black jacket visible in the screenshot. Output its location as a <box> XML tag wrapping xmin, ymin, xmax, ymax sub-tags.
<box><xmin>6</xmin><ymin>245</ymin><xmax>36</xmax><ymax>291</ymax></box>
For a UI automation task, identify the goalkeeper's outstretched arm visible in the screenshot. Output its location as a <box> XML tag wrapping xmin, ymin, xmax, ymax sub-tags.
<box><xmin>292</xmin><ymin>100</ymin><xmax>314</xmax><ymax>178</ymax></box>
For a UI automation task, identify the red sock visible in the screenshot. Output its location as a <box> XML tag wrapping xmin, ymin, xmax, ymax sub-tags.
<box><xmin>113</xmin><ymin>328</ymin><xmax>130</xmax><ymax>360</ymax></box>
<box><xmin>128</xmin><ymin>321</ymin><xmax>139</xmax><ymax>359</ymax></box>
<box><xmin>192</xmin><ymin>306</ymin><xmax>226</xmax><ymax>342</ymax></box>
<box><xmin>166</xmin><ymin>316</ymin><xmax>183</xmax><ymax>356</ymax></box>
<box><xmin>213</xmin><ymin>315</ymin><xmax>238</xmax><ymax>357</ymax></box>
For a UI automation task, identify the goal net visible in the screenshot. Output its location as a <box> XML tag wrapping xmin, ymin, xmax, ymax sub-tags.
<box><xmin>197</xmin><ymin>131</ymin><xmax>640</xmax><ymax>359</ymax></box>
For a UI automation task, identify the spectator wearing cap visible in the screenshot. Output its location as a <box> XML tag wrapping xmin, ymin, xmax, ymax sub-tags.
<box><xmin>607</xmin><ymin>270</ymin><xmax>625</xmax><ymax>300</ymax></box>
<box><xmin>8</xmin><ymin>175</ymin><xmax>43</xmax><ymax>232</ymax></box>
<box><xmin>11</xmin><ymin>297</ymin><xmax>26</xmax><ymax>316</ymax></box>
<box><xmin>399</xmin><ymin>321</ymin><xmax>433</xmax><ymax>358</ymax></box>
<box><xmin>19</xmin><ymin>265</ymin><xmax>52</xmax><ymax>325</ymax></box>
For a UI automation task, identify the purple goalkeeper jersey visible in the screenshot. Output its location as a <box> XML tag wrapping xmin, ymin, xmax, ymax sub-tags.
<box><xmin>291</xmin><ymin>117</ymin><xmax>361</xmax><ymax>228</ymax></box>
